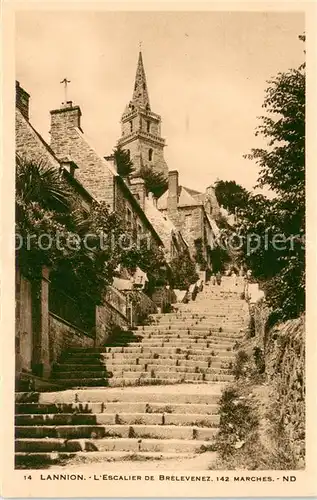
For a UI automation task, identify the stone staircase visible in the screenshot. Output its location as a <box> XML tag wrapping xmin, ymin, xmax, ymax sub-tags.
<box><xmin>15</xmin><ymin>280</ymin><xmax>248</xmax><ymax>468</ymax></box>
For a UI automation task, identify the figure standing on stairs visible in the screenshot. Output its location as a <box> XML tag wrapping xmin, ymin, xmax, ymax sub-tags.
<box><xmin>215</xmin><ymin>271</ymin><xmax>222</xmax><ymax>286</ymax></box>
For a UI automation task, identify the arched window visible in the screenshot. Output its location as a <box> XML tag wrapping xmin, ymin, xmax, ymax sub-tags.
<box><xmin>147</xmin><ymin>120</ymin><xmax>151</xmax><ymax>133</ymax></box>
<box><xmin>148</xmin><ymin>148</ymin><xmax>153</xmax><ymax>161</ymax></box>
<box><xmin>129</xmin><ymin>120</ymin><xmax>133</xmax><ymax>133</ymax></box>
<box><xmin>126</xmin><ymin>149</ymin><xmax>130</xmax><ymax>159</ymax></box>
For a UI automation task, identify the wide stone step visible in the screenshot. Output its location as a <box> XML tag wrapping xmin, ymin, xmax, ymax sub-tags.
<box><xmin>57</xmin><ymin>359</ymin><xmax>231</xmax><ymax>371</ymax></box>
<box><xmin>16</xmin><ymin>387</ymin><xmax>223</xmax><ymax>404</ymax></box>
<box><xmin>15</xmin><ymin>424</ymin><xmax>217</xmax><ymax>441</ymax></box>
<box><xmin>53</xmin><ymin>371</ymin><xmax>111</xmax><ymax>380</ymax></box>
<box><xmin>99</xmin><ymin>353</ymin><xmax>235</xmax><ymax>362</ymax></box>
<box><xmin>101</xmin><ymin>346</ymin><xmax>234</xmax><ymax>355</ymax></box>
<box><xmin>105</xmin><ymin>365</ymin><xmax>230</xmax><ymax>375</ymax></box>
<box><xmin>62</xmin><ymin>351</ymin><xmax>235</xmax><ymax>366</ymax></box>
<box><xmin>107</xmin><ymin>372</ymin><xmax>233</xmax><ymax>381</ymax></box>
<box><xmin>136</xmin><ymin>327</ymin><xmax>244</xmax><ymax>336</ymax></box>
<box><xmin>150</xmin><ymin>316</ymin><xmax>244</xmax><ymax>322</ymax></box>
<box><xmin>127</xmin><ymin>340</ymin><xmax>237</xmax><ymax>348</ymax></box>
<box><xmin>16</xmin><ymin>401</ymin><xmax>218</xmax><ymax>415</ymax></box>
<box><xmin>15</xmin><ymin>437</ymin><xmax>212</xmax><ymax>454</ymax></box>
<box><xmin>150</xmin><ymin>317</ymin><xmax>244</xmax><ymax>323</ymax></box>
<box><xmin>137</xmin><ymin>333</ymin><xmax>239</xmax><ymax>341</ymax></box>
<box><xmin>54</xmin><ymin>378</ymin><xmax>109</xmax><ymax>387</ymax></box>
<box><xmin>141</xmin><ymin>325</ymin><xmax>244</xmax><ymax>332</ymax></box>
<box><xmin>152</xmin><ymin>311</ymin><xmax>243</xmax><ymax>317</ymax></box>
<box><xmin>53</xmin><ymin>372</ymin><xmax>233</xmax><ymax>388</ymax></box>
<box><xmin>15</xmin><ymin>412</ymin><xmax>219</xmax><ymax>427</ymax></box>
<box><xmin>15</xmin><ymin>450</ymin><xmax>196</xmax><ymax>468</ymax></box>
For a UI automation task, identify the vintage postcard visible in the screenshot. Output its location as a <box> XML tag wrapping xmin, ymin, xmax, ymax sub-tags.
<box><xmin>1</xmin><ymin>1</ymin><xmax>317</xmax><ymax>497</ymax></box>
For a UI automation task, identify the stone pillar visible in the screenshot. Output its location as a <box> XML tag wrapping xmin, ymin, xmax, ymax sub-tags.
<box><xmin>32</xmin><ymin>266</ymin><xmax>51</xmax><ymax>379</ymax></box>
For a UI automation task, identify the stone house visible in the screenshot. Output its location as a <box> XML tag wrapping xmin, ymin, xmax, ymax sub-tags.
<box><xmin>157</xmin><ymin>170</ymin><xmax>221</xmax><ymax>275</ymax></box>
<box><xmin>15</xmin><ymin>81</ymin><xmax>168</xmax><ymax>387</ymax></box>
<box><xmin>115</xmin><ymin>51</ymin><xmax>222</xmax><ymax>277</ymax></box>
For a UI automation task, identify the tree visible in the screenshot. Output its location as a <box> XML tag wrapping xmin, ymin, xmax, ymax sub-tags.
<box><xmin>169</xmin><ymin>250</ymin><xmax>198</xmax><ymax>290</ymax></box>
<box><xmin>16</xmin><ymin>155</ymin><xmax>171</xmax><ymax>306</ymax></box>
<box><xmin>241</xmin><ymin>35</ymin><xmax>305</xmax><ymax>321</ymax></box>
<box><xmin>113</xmin><ymin>145</ymin><xmax>134</xmax><ymax>177</ymax></box>
<box><xmin>139</xmin><ymin>166</ymin><xmax>168</xmax><ymax>199</ymax></box>
<box><xmin>214</xmin><ymin>180</ymin><xmax>250</xmax><ymax>214</ymax></box>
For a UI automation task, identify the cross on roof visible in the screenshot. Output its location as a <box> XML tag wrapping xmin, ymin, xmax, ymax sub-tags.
<box><xmin>60</xmin><ymin>78</ymin><xmax>71</xmax><ymax>103</ymax></box>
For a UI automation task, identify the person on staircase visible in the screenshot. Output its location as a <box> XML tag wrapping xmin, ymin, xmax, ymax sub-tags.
<box><xmin>215</xmin><ymin>271</ymin><xmax>222</xmax><ymax>286</ymax></box>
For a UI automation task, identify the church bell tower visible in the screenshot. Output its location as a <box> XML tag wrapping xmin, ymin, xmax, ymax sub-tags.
<box><xmin>118</xmin><ymin>51</ymin><xmax>168</xmax><ymax>177</ymax></box>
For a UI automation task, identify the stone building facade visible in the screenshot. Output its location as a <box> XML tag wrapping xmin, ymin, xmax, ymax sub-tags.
<box><xmin>49</xmin><ymin>99</ymin><xmax>164</xmax><ymax>250</ymax></box>
<box><xmin>157</xmin><ymin>170</ymin><xmax>221</xmax><ymax>273</ymax></box>
<box><xmin>117</xmin><ymin>52</ymin><xmax>168</xmax><ymax>177</ymax></box>
<box><xmin>15</xmin><ymin>81</ymin><xmax>167</xmax><ymax>386</ymax></box>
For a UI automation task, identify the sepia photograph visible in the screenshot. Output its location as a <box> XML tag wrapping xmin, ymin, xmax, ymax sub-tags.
<box><xmin>3</xmin><ymin>3</ymin><xmax>313</xmax><ymax>495</ymax></box>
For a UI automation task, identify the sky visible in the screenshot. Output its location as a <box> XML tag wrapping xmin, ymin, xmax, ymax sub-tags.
<box><xmin>15</xmin><ymin>10</ymin><xmax>305</xmax><ymax>194</ymax></box>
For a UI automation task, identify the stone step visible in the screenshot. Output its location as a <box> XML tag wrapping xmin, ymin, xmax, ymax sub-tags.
<box><xmin>106</xmin><ymin>371</ymin><xmax>233</xmax><ymax>381</ymax></box>
<box><xmin>100</xmin><ymin>346</ymin><xmax>234</xmax><ymax>355</ymax></box>
<box><xmin>15</xmin><ymin>424</ymin><xmax>217</xmax><ymax>441</ymax></box>
<box><xmin>103</xmin><ymin>365</ymin><xmax>230</xmax><ymax>375</ymax></box>
<box><xmin>16</xmin><ymin>387</ymin><xmax>223</xmax><ymax>404</ymax></box>
<box><xmin>16</xmin><ymin>437</ymin><xmax>212</xmax><ymax>454</ymax></box>
<box><xmin>62</xmin><ymin>351</ymin><xmax>235</xmax><ymax>365</ymax></box>
<box><xmin>140</xmin><ymin>327</ymin><xmax>243</xmax><ymax>333</ymax></box>
<box><xmin>56</xmin><ymin>359</ymin><xmax>231</xmax><ymax>370</ymax></box>
<box><xmin>150</xmin><ymin>316</ymin><xmax>244</xmax><ymax>322</ymax></box>
<box><xmin>150</xmin><ymin>316</ymin><xmax>245</xmax><ymax>322</ymax></box>
<box><xmin>15</xmin><ymin>401</ymin><xmax>218</xmax><ymax>415</ymax></box>
<box><xmin>54</xmin><ymin>372</ymin><xmax>233</xmax><ymax>388</ymax></box>
<box><xmin>15</xmin><ymin>412</ymin><xmax>219</xmax><ymax>427</ymax></box>
<box><xmin>15</xmin><ymin>450</ymin><xmax>197</xmax><ymax>468</ymax></box>
<box><xmin>98</xmin><ymin>353</ymin><xmax>235</xmax><ymax>362</ymax></box>
<box><xmin>67</xmin><ymin>338</ymin><xmax>240</xmax><ymax>349</ymax></box>
<box><xmin>143</xmin><ymin>323</ymin><xmax>244</xmax><ymax>330</ymax></box>
<box><xmin>54</xmin><ymin>364</ymin><xmax>106</xmax><ymax>372</ymax></box>
<box><xmin>136</xmin><ymin>326</ymin><xmax>244</xmax><ymax>335</ymax></box>
<box><xmin>53</xmin><ymin>371</ymin><xmax>110</xmax><ymax>380</ymax></box>
<box><xmin>127</xmin><ymin>340</ymin><xmax>238</xmax><ymax>348</ymax></box>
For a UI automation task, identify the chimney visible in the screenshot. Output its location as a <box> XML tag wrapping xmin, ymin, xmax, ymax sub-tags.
<box><xmin>16</xmin><ymin>81</ymin><xmax>30</xmax><ymax>120</ymax></box>
<box><xmin>50</xmin><ymin>101</ymin><xmax>82</xmax><ymax>156</ymax></box>
<box><xmin>104</xmin><ymin>154</ymin><xmax>117</xmax><ymax>173</ymax></box>
<box><xmin>168</xmin><ymin>170</ymin><xmax>179</xmax><ymax>213</ymax></box>
<box><xmin>129</xmin><ymin>177</ymin><xmax>146</xmax><ymax>210</ymax></box>
<box><xmin>148</xmin><ymin>191</ymin><xmax>158</xmax><ymax>207</ymax></box>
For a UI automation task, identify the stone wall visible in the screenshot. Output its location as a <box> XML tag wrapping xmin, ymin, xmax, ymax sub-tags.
<box><xmin>151</xmin><ymin>287</ymin><xmax>176</xmax><ymax>313</ymax></box>
<box><xmin>251</xmin><ymin>301</ymin><xmax>305</xmax><ymax>465</ymax></box>
<box><xmin>96</xmin><ymin>302</ymin><xmax>130</xmax><ymax>346</ymax></box>
<box><xmin>48</xmin><ymin>313</ymin><xmax>94</xmax><ymax>365</ymax></box>
<box><xmin>125</xmin><ymin>290</ymin><xmax>158</xmax><ymax>326</ymax></box>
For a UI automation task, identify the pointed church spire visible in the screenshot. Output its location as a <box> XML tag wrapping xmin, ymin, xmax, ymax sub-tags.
<box><xmin>131</xmin><ymin>51</ymin><xmax>150</xmax><ymax>110</ymax></box>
